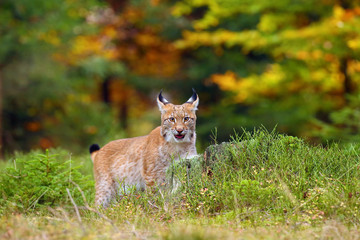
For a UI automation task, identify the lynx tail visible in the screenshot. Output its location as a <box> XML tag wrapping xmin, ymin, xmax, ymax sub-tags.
<box><xmin>89</xmin><ymin>144</ymin><xmax>101</xmax><ymax>162</ymax></box>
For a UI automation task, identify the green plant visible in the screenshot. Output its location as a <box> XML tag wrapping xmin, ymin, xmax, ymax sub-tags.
<box><xmin>160</xmin><ymin>128</ymin><xmax>360</xmax><ymax>225</ymax></box>
<box><xmin>1</xmin><ymin>128</ymin><xmax>360</xmax><ymax>232</ymax></box>
<box><xmin>0</xmin><ymin>150</ymin><xmax>93</xmax><ymax>214</ymax></box>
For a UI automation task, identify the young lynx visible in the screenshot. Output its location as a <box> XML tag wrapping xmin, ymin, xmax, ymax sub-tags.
<box><xmin>90</xmin><ymin>89</ymin><xmax>199</xmax><ymax>207</ymax></box>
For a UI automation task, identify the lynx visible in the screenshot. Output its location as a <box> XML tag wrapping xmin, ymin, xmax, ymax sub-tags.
<box><xmin>89</xmin><ymin>89</ymin><xmax>199</xmax><ymax>207</ymax></box>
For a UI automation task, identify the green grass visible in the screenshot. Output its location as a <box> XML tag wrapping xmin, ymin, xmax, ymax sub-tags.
<box><xmin>1</xmin><ymin>129</ymin><xmax>360</xmax><ymax>239</ymax></box>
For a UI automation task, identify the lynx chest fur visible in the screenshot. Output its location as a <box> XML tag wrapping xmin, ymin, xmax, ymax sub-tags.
<box><xmin>90</xmin><ymin>90</ymin><xmax>199</xmax><ymax>207</ymax></box>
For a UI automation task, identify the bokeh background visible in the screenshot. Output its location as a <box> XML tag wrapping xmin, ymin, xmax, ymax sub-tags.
<box><xmin>1</xmin><ymin>0</ymin><xmax>360</xmax><ymax>155</ymax></box>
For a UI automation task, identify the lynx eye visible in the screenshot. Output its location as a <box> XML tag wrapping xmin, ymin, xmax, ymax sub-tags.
<box><xmin>184</xmin><ymin>117</ymin><xmax>190</xmax><ymax>122</ymax></box>
<box><xmin>169</xmin><ymin>117</ymin><xmax>175</xmax><ymax>122</ymax></box>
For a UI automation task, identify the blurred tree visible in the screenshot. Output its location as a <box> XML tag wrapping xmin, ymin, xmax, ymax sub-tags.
<box><xmin>0</xmin><ymin>0</ymin><xmax>118</xmax><ymax>154</ymax></box>
<box><xmin>173</xmin><ymin>0</ymin><xmax>360</xmax><ymax>141</ymax></box>
<box><xmin>6</xmin><ymin>0</ymin><xmax>360</xmax><ymax>153</ymax></box>
<box><xmin>59</xmin><ymin>0</ymin><xmax>188</xmax><ymax>137</ymax></box>
<box><xmin>0</xmin><ymin>0</ymin><xmax>211</xmax><ymax>154</ymax></box>
<box><xmin>0</xmin><ymin>0</ymin><xmax>196</xmax><ymax>154</ymax></box>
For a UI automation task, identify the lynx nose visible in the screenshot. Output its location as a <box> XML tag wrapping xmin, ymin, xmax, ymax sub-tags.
<box><xmin>176</xmin><ymin>128</ymin><xmax>184</xmax><ymax>134</ymax></box>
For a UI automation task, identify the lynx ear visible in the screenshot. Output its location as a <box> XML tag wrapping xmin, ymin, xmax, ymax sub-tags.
<box><xmin>185</xmin><ymin>88</ymin><xmax>199</xmax><ymax>111</ymax></box>
<box><xmin>157</xmin><ymin>90</ymin><xmax>169</xmax><ymax>113</ymax></box>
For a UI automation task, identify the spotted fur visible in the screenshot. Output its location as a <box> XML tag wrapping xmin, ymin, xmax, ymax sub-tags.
<box><xmin>91</xmin><ymin>90</ymin><xmax>199</xmax><ymax>207</ymax></box>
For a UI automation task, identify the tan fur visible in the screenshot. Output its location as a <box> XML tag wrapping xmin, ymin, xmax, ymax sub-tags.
<box><xmin>91</xmin><ymin>92</ymin><xmax>199</xmax><ymax>207</ymax></box>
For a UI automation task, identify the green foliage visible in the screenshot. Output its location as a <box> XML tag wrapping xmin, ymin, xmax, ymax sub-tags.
<box><xmin>3</xmin><ymin>0</ymin><xmax>360</xmax><ymax>154</ymax></box>
<box><xmin>0</xmin><ymin>0</ymin><xmax>110</xmax><ymax>153</ymax></box>
<box><xmin>1</xmin><ymin>129</ymin><xmax>360</xmax><ymax>238</ymax></box>
<box><xmin>93</xmin><ymin>129</ymin><xmax>360</xmax><ymax>226</ymax></box>
<box><xmin>173</xmin><ymin>0</ymin><xmax>360</xmax><ymax>142</ymax></box>
<box><xmin>0</xmin><ymin>150</ymin><xmax>93</xmax><ymax>215</ymax></box>
<box><xmin>313</xmin><ymin>94</ymin><xmax>360</xmax><ymax>143</ymax></box>
<box><xmin>48</xmin><ymin>100</ymin><xmax>125</xmax><ymax>153</ymax></box>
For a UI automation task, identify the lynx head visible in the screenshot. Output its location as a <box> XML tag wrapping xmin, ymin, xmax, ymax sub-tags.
<box><xmin>157</xmin><ymin>89</ymin><xmax>199</xmax><ymax>143</ymax></box>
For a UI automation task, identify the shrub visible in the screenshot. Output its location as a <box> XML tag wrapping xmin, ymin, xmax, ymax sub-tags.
<box><xmin>0</xmin><ymin>150</ymin><xmax>93</xmax><ymax>215</ymax></box>
<box><xmin>163</xmin><ymin>128</ymin><xmax>360</xmax><ymax>223</ymax></box>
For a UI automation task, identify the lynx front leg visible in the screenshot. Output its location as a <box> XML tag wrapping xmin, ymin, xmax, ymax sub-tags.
<box><xmin>143</xmin><ymin>170</ymin><xmax>167</xmax><ymax>190</ymax></box>
<box><xmin>143</xmin><ymin>175</ymin><xmax>156</xmax><ymax>188</ymax></box>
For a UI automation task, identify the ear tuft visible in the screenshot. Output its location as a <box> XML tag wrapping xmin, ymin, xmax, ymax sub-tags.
<box><xmin>186</xmin><ymin>88</ymin><xmax>197</xmax><ymax>103</ymax></box>
<box><xmin>158</xmin><ymin>90</ymin><xmax>169</xmax><ymax>104</ymax></box>
<box><xmin>185</xmin><ymin>88</ymin><xmax>199</xmax><ymax>111</ymax></box>
<box><xmin>157</xmin><ymin>90</ymin><xmax>170</xmax><ymax>113</ymax></box>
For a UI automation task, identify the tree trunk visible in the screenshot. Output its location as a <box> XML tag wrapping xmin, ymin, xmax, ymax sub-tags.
<box><xmin>102</xmin><ymin>76</ymin><xmax>128</xmax><ymax>129</ymax></box>
<box><xmin>102</xmin><ymin>76</ymin><xmax>112</xmax><ymax>104</ymax></box>
<box><xmin>340</xmin><ymin>57</ymin><xmax>352</xmax><ymax>103</ymax></box>
<box><xmin>119</xmin><ymin>100</ymin><xmax>128</xmax><ymax>129</ymax></box>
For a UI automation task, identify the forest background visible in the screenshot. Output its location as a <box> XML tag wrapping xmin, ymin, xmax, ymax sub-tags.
<box><xmin>1</xmin><ymin>0</ymin><xmax>360</xmax><ymax>155</ymax></box>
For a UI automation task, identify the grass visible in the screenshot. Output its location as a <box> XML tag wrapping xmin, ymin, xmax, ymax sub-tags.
<box><xmin>1</xmin><ymin>129</ymin><xmax>360</xmax><ymax>239</ymax></box>
<box><xmin>2</xmin><ymin>215</ymin><xmax>360</xmax><ymax>239</ymax></box>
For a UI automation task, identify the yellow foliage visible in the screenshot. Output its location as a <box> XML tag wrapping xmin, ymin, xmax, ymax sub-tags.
<box><xmin>348</xmin><ymin>60</ymin><xmax>360</xmax><ymax>74</ymax></box>
<box><xmin>193</xmin><ymin>14</ymin><xmax>219</xmax><ymax>30</ymax></box>
<box><xmin>347</xmin><ymin>38</ymin><xmax>360</xmax><ymax>50</ymax></box>
<box><xmin>103</xmin><ymin>25</ymin><xmax>118</xmax><ymax>38</ymax></box>
<box><xmin>258</xmin><ymin>14</ymin><xmax>278</xmax><ymax>33</ymax></box>
<box><xmin>333</xmin><ymin>5</ymin><xmax>345</xmax><ymax>20</ymax></box>
<box><xmin>55</xmin><ymin>3</ymin><xmax>181</xmax><ymax>78</ymax></box>
<box><xmin>212</xmin><ymin>64</ymin><xmax>286</xmax><ymax>103</ymax></box>
<box><xmin>80</xmin><ymin>94</ymin><xmax>92</xmax><ymax>103</ymax></box>
<box><xmin>135</xmin><ymin>32</ymin><xmax>161</xmax><ymax>47</ymax></box>
<box><xmin>175</xmin><ymin>29</ymin><xmax>267</xmax><ymax>52</ymax></box>
<box><xmin>258</xmin><ymin>14</ymin><xmax>295</xmax><ymax>33</ymax></box>
<box><xmin>38</xmin><ymin>30</ymin><xmax>61</xmax><ymax>46</ymax></box>
<box><xmin>311</xmin><ymin>69</ymin><xmax>327</xmax><ymax>82</ymax></box>
<box><xmin>72</xmin><ymin>36</ymin><xmax>103</xmax><ymax>56</ymax></box>
<box><xmin>296</xmin><ymin>51</ymin><xmax>310</xmax><ymax>60</ymax></box>
<box><xmin>212</xmin><ymin>60</ymin><xmax>348</xmax><ymax>104</ymax></box>
<box><xmin>211</xmin><ymin>71</ymin><xmax>238</xmax><ymax>90</ymax></box>
<box><xmin>296</xmin><ymin>49</ymin><xmax>334</xmax><ymax>61</ymax></box>
<box><xmin>348</xmin><ymin>60</ymin><xmax>360</xmax><ymax>87</ymax></box>
<box><xmin>172</xmin><ymin>0</ymin><xmax>225</xmax><ymax>30</ymax></box>
<box><xmin>55</xmin><ymin>21</ymin><xmax>123</xmax><ymax>65</ymax></box>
